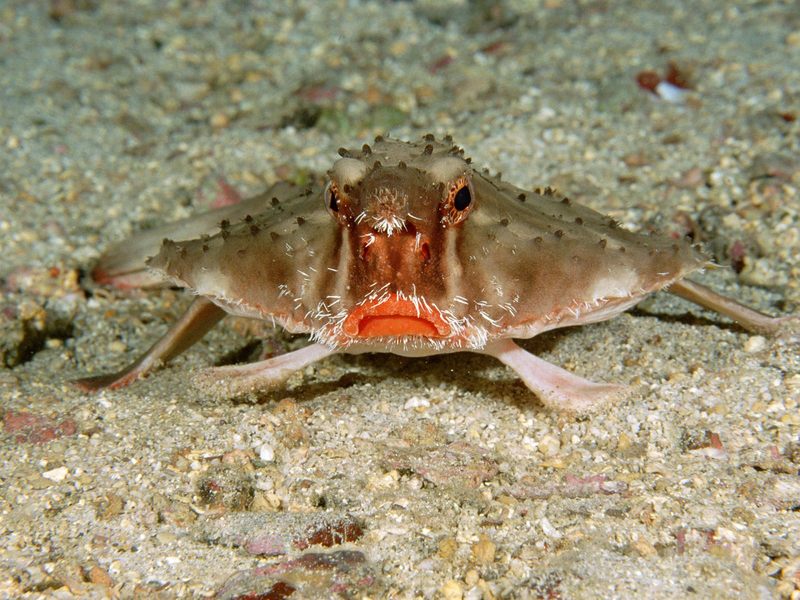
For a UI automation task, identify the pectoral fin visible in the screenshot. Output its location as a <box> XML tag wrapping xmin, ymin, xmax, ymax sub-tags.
<box><xmin>481</xmin><ymin>338</ymin><xmax>627</xmax><ymax>414</ymax></box>
<box><xmin>669</xmin><ymin>279</ymin><xmax>798</xmax><ymax>338</ymax></box>
<box><xmin>73</xmin><ymin>297</ymin><xmax>225</xmax><ymax>391</ymax></box>
<box><xmin>194</xmin><ymin>343</ymin><xmax>338</xmax><ymax>397</ymax></box>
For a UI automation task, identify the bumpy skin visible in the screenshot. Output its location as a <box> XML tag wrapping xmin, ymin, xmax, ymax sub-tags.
<box><xmin>147</xmin><ymin>137</ymin><xmax>706</xmax><ymax>353</ymax></box>
<box><xmin>75</xmin><ymin>135</ymin><xmax>794</xmax><ymax>411</ymax></box>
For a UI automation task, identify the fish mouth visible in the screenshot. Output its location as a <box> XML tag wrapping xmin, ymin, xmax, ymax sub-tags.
<box><xmin>342</xmin><ymin>293</ymin><xmax>451</xmax><ymax>338</ymax></box>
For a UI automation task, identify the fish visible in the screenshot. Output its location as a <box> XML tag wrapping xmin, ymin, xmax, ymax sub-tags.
<box><xmin>74</xmin><ymin>135</ymin><xmax>797</xmax><ymax>412</ymax></box>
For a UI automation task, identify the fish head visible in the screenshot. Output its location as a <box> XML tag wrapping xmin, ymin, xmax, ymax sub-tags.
<box><xmin>322</xmin><ymin>143</ymin><xmax>483</xmax><ymax>349</ymax></box>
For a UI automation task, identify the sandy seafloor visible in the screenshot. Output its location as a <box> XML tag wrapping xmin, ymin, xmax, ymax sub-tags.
<box><xmin>1</xmin><ymin>0</ymin><xmax>799</xmax><ymax>598</ymax></box>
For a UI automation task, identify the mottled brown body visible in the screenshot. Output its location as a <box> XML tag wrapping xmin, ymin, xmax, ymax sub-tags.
<box><xmin>149</xmin><ymin>137</ymin><xmax>704</xmax><ymax>352</ymax></box>
<box><xmin>76</xmin><ymin>136</ymin><xmax>796</xmax><ymax>412</ymax></box>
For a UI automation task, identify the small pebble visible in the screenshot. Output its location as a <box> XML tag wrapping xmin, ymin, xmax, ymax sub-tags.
<box><xmin>438</xmin><ymin>537</ymin><xmax>458</xmax><ymax>560</ymax></box>
<box><xmin>632</xmin><ymin>538</ymin><xmax>659</xmax><ymax>558</ymax></box>
<box><xmin>743</xmin><ymin>335</ymin><xmax>767</xmax><ymax>353</ymax></box>
<box><xmin>88</xmin><ymin>565</ymin><xmax>114</xmax><ymax>587</ymax></box>
<box><xmin>539</xmin><ymin>434</ymin><xmax>561</xmax><ymax>457</ymax></box>
<box><xmin>156</xmin><ymin>532</ymin><xmax>177</xmax><ymax>544</ymax></box>
<box><xmin>464</xmin><ymin>586</ymin><xmax>483</xmax><ymax>600</ymax></box>
<box><xmin>440</xmin><ymin>580</ymin><xmax>463</xmax><ymax>600</ymax></box>
<box><xmin>42</xmin><ymin>466</ymin><xmax>69</xmax><ymax>482</ymax></box>
<box><xmin>655</xmin><ymin>81</ymin><xmax>688</xmax><ymax>103</ymax></box>
<box><xmin>108</xmin><ymin>340</ymin><xmax>127</xmax><ymax>353</ymax></box>
<box><xmin>209</xmin><ymin>112</ymin><xmax>229</xmax><ymax>129</ymax></box>
<box><xmin>471</xmin><ymin>534</ymin><xmax>496</xmax><ymax>565</ymax></box>
<box><xmin>541</xmin><ymin>517</ymin><xmax>562</xmax><ymax>539</ymax></box>
<box><xmin>404</xmin><ymin>396</ymin><xmax>430</xmax><ymax>410</ymax></box>
<box><xmin>258</xmin><ymin>443</ymin><xmax>275</xmax><ymax>462</ymax></box>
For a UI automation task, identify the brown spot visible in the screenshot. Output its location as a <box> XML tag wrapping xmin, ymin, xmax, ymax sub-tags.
<box><xmin>423</xmin><ymin>133</ymin><xmax>435</xmax><ymax>141</ymax></box>
<box><xmin>197</xmin><ymin>463</ymin><xmax>254</xmax><ymax>510</ymax></box>
<box><xmin>517</xmin><ymin>193</ymin><xmax>526</xmax><ymax>202</ymax></box>
<box><xmin>270</xmin><ymin>232</ymin><xmax>280</xmax><ymax>241</ymax></box>
<box><xmin>623</xmin><ymin>153</ymin><xmax>649</xmax><ymax>167</ymax></box>
<box><xmin>729</xmin><ymin>240</ymin><xmax>746</xmax><ymax>273</ymax></box>
<box><xmin>4</xmin><ymin>410</ymin><xmax>77</xmax><ymax>445</ymax></box>
<box><xmin>245</xmin><ymin>214</ymin><xmax>254</xmax><ymax>223</ymax></box>
<box><xmin>665</xmin><ymin>61</ymin><xmax>692</xmax><ymax>89</ymax></box>
<box><xmin>271</xmin><ymin>197</ymin><xmax>280</xmax><ymax>206</ymax></box>
<box><xmin>250</xmin><ymin>225</ymin><xmax>260</xmax><ymax>235</ymax></box>
<box><xmin>337</xmin><ymin>147</ymin><xmax>351</xmax><ymax>157</ymax></box>
<box><xmin>636</xmin><ymin>70</ymin><xmax>661</xmax><ymax>93</ymax></box>
<box><xmin>443</xmin><ymin>134</ymin><xmax>453</xmax><ymax>143</ymax></box>
<box><xmin>250</xmin><ymin>581</ymin><xmax>296</xmax><ymax>599</ymax></box>
<box><xmin>296</xmin><ymin>217</ymin><xmax>306</xmax><ymax>226</ymax></box>
<box><xmin>423</xmin><ymin>144</ymin><xmax>434</xmax><ymax>155</ymax></box>
<box><xmin>221</xmin><ymin>230</ymin><xmax>230</xmax><ymax>240</ymax></box>
<box><xmin>202</xmin><ymin>244</ymin><xmax>209</xmax><ymax>252</ymax></box>
<box><xmin>499</xmin><ymin>218</ymin><xmax>509</xmax><ymax>226</ymax></box>
<box><xmin>598</xmin><ymin>239</ymin><xmax>607</xmax><ymax>248</ymax></box>
<box><xmin>534</xmin><ymin>236</ymin><xmax>543</xmax><ymax>244</ymax></box>
<box><xmin>575</xmin><ymin>217</ymin><xmax>583</xmax><ymax>225</ymax></box>
<box><xmin>220</xmin><ymin>219</ymin><xmax>230</xmax><ymax>229</ymax></box>
<box><xmin>374</xmin><ymin>134</ymin><xmax>384</xmax><ymax>143</ymax></box>
<box><xmin>361</xmin><ymin>143</ymin><xmax>372</xmax><ymax>155</ymax></box>
<box><xmin>429</xmin><ymin>54</ymin><xmax>454</xmax><ymax>73</ymax></box>
<box><xmin>554</xmin><ymin>230</ymin><xmax>564</xmax><ymax>238</ymax></box>
<box><xmin>561</xmin><ymin>196</ymin><xmax>571</xmax><ymax>205</ymax></box>
<box><xmin>294</xmin><ymin>518</ymin><xmax>365</xmax><ymax>550</ymax></box>
<box><xmin>682</xmin><ymin>429</ymin><xmax>724</xmax><ymax>452</ymax></box>
<box><xmin>398</xmin><ymin>161</ymin><xmax>407</xmax><ymax>169</ymax></box>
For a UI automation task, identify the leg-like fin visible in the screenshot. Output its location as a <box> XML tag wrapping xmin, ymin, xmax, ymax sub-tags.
<box><xmin>195</xmin><ymin>343</ymin><xmax>337</xmax><ymax>396</ymax></box>
<box><xmin>481</xmin><ymin>338</ymin><xmax>627</xmax><ymax>414</ymax></box>
<box><xmin>669</xmin><ymin>279</ymin><xmax>798</xmax><ymax>337</ymax></box>
<box><xmin>73</xmin><ymin>297</ymin><xmax>226</xmax><ymax>391</ymax></box>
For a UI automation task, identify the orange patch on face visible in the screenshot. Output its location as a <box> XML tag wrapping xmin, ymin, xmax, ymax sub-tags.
<box><xmin>343</xmin><ymin>293</ymin><xmax>450</xmax><ymax>338</ymax></box>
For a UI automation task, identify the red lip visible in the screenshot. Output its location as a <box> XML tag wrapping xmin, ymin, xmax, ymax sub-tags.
<box><xmin>342</xmin><ymin>293</ymin><xmax>450</xmax><ymax>338</ymax></box>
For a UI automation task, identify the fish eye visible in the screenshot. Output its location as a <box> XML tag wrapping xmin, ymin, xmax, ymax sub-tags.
<box><xmin>325</xmin><ymin>181</ymin><xmax>353</xmax><ymax>225</ymax></box>
<box><xmin>441</xmin><ymin>176</ymin><xmax>474</xmax><ymax>226</ymax></box>
<box><xmin>326</xmin><ymin>183</ymin><xmax>340</xmax><ymax>212</ymax></box>
<box><xmin>453</xmin><ymin>185</ymin><xmax>471</xmax><ymax>211</ymax></box>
